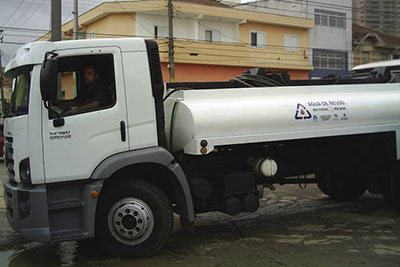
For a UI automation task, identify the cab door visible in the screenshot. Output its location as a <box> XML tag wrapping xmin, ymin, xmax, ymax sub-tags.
<box><xmin>42</xmin><ymin>47</ymin><xmax>129</xmax><ymax>183</ymax></box>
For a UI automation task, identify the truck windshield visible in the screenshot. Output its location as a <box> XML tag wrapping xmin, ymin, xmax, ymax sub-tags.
<box><xmin>9</xmin><ymin>71</ymin><xmax>31</xmax><ymax>117</ymax></box>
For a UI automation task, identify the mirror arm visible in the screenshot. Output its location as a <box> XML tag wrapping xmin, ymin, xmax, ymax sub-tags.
<box><xmin>44</xmin><ymin>51</ymin><xmax>59</xmax><ymax>62</ymax></box>
<box><xmin>44</xmin><ymin>100</ymin><xmax>62</xmax><ymax>120</ymax></box>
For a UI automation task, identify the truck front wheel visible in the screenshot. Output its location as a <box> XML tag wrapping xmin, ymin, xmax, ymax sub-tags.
<box><xmin>316</xmin><ymin>167</ymin><xmax>366</xmax><ymax>200</ymax></box>
<box><xmin>96</xmin><ymin>179</ymin><xmax>172</xmax><ymax>257</ymax></box>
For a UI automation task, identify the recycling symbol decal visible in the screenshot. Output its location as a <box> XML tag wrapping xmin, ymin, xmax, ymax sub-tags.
<box><xmin>295</xmin><ymin>103</ymin><xmax>312</xmax><ymax>120</ymax></box>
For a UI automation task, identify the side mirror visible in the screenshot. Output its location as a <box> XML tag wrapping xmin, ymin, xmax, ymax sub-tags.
<box><xmin>40</xmin><ymin>54</ymin><xmax>58</xmax><ymax>102</ymax></box>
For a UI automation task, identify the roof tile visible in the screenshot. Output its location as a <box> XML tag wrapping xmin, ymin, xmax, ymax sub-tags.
<box><xmin>353</xmin><ymin>23</ymin><xmax>400</xmax><ymax>46</ymax></box>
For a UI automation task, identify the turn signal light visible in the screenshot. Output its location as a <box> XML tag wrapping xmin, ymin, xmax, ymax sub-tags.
<box><xmin>91</xmin><ymin>190</ymin><xmax>99</xmax><ymax>198</ymax></box>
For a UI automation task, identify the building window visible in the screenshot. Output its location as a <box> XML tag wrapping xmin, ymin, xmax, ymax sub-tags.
<box><xmin>205</xmin><ymin>30</ymin><xmax>221</xmax><ymax>42</ymax></box>
<box><xmin>314</xmin><ymin>50</ymin><xmax>346</xmax><ymax>70</ymax></box>
<box><xmin>284</xmin><ymin>34</ymin><xmax>299</xmax><ymax>51</ymax></box>
<box><xmin>315</xmin><ymin>9</ymin><xmax>346</xmax><ymax>28</ymax></box>
<box><xmin>362</xmin><ymin>51</ymin><xmax>370</xmax><ymax>64</ymax></box>
<box><xmin>154</xmin><ymin>25</ymin><xmax>168</xmax><ymax>39</ymax></box>
<box><xmin>205</xmin><ymin>30</ymin><xmax>212</xmax><ymax>42</ymax></box>
<box><xmin>250</xmin><ymin>31</ymin><xmax>266</xmax><ymax>48</ymax></box>
<box><xmin>393</xmin><ymin>54</ymin><xmax>400</xmax><ymax>59</ymax></box>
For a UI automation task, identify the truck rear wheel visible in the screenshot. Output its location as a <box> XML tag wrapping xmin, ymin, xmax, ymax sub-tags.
<box><xmin>96</xmin><ymin>179</ymin><xmax>172</xmax><ymax>257</ymax></box>
<box><xmin>317</xmin><ymin>167</ymin><xmax>366</xmax><ymax>200</ymax></box>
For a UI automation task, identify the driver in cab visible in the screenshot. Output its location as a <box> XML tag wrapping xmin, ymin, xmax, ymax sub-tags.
<box><xmin>63</xmin><ymin>65</ymin><xmax>109</xmax><ymax>116</ymax></box>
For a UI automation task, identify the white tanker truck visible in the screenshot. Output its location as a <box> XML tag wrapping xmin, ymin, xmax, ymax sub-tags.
<box><xmin>3</xmin><ymin>38</ymin><xmax>400</xmax><ymax>257</ymax></box>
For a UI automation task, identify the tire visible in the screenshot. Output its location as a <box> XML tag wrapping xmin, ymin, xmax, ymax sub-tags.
<box><xmin>96</xmin><ymin>179</ymin><xmax>172</xmax><ymax>258</ymax></box>
<box><xmin>316</xmin><ymin>167</ymin><xmax>366</xmax><ymax>200</ymax></box>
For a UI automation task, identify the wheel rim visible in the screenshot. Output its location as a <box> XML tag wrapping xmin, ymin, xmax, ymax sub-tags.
<box><xmin>108</xmin><ymin>197</ymin><xmax>154</xmax><ymax>246</ymax></box>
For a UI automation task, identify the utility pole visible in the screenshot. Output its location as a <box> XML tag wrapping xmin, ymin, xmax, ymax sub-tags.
<box><xmin>168</xmin><ymin>0</ymin><xmax>175</xmax><ymax>82</ymax></box>
<box><xmin>73</xmin><ymin>0</ymin><xmax>79</xmax><ymax>39</ymax></box>
<box><xmin>0</xmin><ymin>30</ymin><xmax>5</xmax><ymax>118</ymax></box>
<box><xmin>51</xmin><ymin>0</ymin><xmax>62</xmax><ymax>41</ymax></box>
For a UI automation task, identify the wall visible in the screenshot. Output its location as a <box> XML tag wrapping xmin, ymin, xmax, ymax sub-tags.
<box><xmin>239</xmin><ymin>22</ymin><xmax>310</xmax><ymax>68</ymax></box>
<box><xmin>85</xmin><ymin>14</ymin><xmax>135</xmax><ymax>38</ymax></box>
<box><xmin>239</xmin><ymin>0</ymin><xmax>352</xmax><ymax>76</ymax></box>
<box><xmin>236</xmin><ymin>0</ymin><xmax>308</xmax><ymax>18</ymax></box>
<box><xmin>161</xmin><ymin>63</ymin><xmax>309</xmax><ymax>82</ymax></box>
<box><xmin>157</xmin><ymin>39</ymin><xmax>312</xmax><ymax>70</ymax></box>
<box><xmin>307</xmin><ymin>0</ymin><xmax>352</xmax><ymax>71</ymax></box>
<box><xmin>135</xmin><ymin>13</ymin><xmax>239</xmax><ymax>42</ymax></box>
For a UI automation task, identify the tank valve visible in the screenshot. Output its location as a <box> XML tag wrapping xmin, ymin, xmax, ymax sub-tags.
<box><xmin>252</xmin><ymin>157</ymin><xmax>278</xmax><ymax>177</ymax></box>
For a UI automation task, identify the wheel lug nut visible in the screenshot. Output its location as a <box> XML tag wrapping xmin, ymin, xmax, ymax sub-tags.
<box><xmin>120</xmin><ymin>229</ymin><xmax>125</xmax><ymax>233</ymax></box>
<box><xmin>135</xmin><ymin>227</ymin><xmax>140</xmax><ymax>232</ymax></box>
<box><xmin>128</xmin><ymin>231</ymin><xmax>133</xmax><ymax>236</ymax></box>
<box><xmin>138</xmin><ymin>219</ymin><xmax>143</xmax><ymax>224</ymax></box>
<box><xmin>134</xmin><ymin>211</ymin><xmax>139</xmax><ymax>216</ymax></box>
<box><xmin>126</xmin><ymin>209</ymin><xmax>130</xmax><ymax>213</ymax></box>
<box><xmin>118</xmin><ymin>213</ymin><xmax>123</xmax><ymax>217</ymax></box>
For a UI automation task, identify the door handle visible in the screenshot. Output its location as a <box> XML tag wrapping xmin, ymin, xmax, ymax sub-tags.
<box><xmin>120</xmin><ymin>121</ymin><xmax>126</xmax><ymax>142</ymax></box>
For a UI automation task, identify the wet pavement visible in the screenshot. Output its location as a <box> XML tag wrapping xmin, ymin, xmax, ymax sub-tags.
<box><xmin>0</xmin><ymin>161</ymin><xmax>399</xmax><ymax>267</ymax></box>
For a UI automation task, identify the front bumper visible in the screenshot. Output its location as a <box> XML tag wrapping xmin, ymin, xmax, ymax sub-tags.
<box><xmin>3</xmin><ymin>176</ymin><xmax>104</xmax><ymax>243</ymax></box>
<box><xmin>3</xmin><ymin>177</ymin><xmax>51</xmax><ymax>242</ymax></box>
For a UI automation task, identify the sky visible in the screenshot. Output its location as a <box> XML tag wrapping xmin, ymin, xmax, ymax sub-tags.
<box><xmin>0</xmin><ymin>0</ymin><xmax>255</xmax><ymax>68</ymax></box>
<box><xmin>0</xmin><ymin>0</ymin><xmax>108</xmax><ymax>68</ymax></box>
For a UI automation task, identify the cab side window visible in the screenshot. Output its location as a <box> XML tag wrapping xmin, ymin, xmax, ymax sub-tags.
<box><xmin>49</xmin><ymin>54</ymin><xmax>115</xmax><ymax>118</ymax></box>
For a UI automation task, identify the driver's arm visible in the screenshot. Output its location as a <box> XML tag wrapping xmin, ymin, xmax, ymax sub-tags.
<box><xmin>73</xmin><ymin>100</ymin><xmax>101</xmax><ymax>112</ymax></box>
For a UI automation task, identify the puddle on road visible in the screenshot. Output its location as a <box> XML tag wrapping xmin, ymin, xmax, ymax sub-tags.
<box><xmin>0</xmin><ymin>242</ymin><xmax>80</xmax><ymax>267</ymax></box>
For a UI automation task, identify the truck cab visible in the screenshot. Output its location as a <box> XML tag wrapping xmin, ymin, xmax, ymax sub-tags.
<box><xmin>3</xmin><ymin>38</ymin><xmax>193</xmax><ymax>257</ymax></box>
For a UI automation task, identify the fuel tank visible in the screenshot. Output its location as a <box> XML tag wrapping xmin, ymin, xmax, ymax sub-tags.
<box><xmin>164</xmin><ymin>83</ymin><xmax>400</xmax><ymax>155</ymax></box>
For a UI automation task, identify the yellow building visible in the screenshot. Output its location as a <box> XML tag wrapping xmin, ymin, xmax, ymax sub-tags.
<box><xmin>43</xmin><ymin>0</ymin><xmax>314</xmax><ymax>81</ymax></box>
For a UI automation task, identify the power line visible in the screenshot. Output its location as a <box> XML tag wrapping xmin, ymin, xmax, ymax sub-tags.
<box><xmin>0</xmin><ymin>25</ymin><xmax>355</xmax><ymax>54</ymax></box>
<box><xmin>173</xmin><ymin>52</ymin><xmax>311</xmax><ymax>64</ymax></box>
<box><xmin>16</xmin><ymin>0</ymin><xmax>46</xmax><ymax>28</ymax></box>
<box><xmin>1</xmin><ymin>0</ymin><xmax>26</xmax><ymax>27</ymax></box>
<box><xmin>9</xmin><ymin>0</ymin><xmax>37</xmax><ymax>28</ymax></box>
<box><xmin>164</xmin><ymin>10</ymin><xmax>353</xmax><ymax>54</ymax></box>
<box><xmin>174</xmin><ymin>7</ymin><xmax>248</xmax><ymax>46</ymax></box>
<box><xmin>171</xmin><ymin>52</ymin><xmax>361</xmax><ymax>67</ymax></box>
<box><xmin>0</xmin><ymin>26</ymin><xmax>49</xmax><ymax>33</ymax></box>
<box><xmin>0</xmin><ymin>41</ymin><xmax>26</xmax><ymax>45</ymax></box>
<box><xmin>1</xmin><ymin>33</ymin><xmax>41</xmax><ymax>38</ymax></box>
